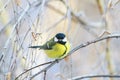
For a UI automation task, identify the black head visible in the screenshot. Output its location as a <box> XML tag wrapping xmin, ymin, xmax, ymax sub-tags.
<box><xmin>54</xmin><ymin>33</ymin><xmax>67</xmax><ymax>45</ymax></box>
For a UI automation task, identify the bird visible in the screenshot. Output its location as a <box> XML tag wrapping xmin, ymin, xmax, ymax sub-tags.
<box><xmin>29</xmin><ymin>33</ymin><xmax>70</xmax><ymax>59</ymax></box>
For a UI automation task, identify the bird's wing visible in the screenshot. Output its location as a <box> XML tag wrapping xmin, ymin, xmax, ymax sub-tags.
<box><xmin>42</xmin><ymin>38</ymin><xmax>56</xmax><ymax>50</ymax></box>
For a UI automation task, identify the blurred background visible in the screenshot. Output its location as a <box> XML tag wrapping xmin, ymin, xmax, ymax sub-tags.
<box><xmin>0</xmin><ymin>0</ymin><xmax>120</xmax><ymax>80</ymax></box>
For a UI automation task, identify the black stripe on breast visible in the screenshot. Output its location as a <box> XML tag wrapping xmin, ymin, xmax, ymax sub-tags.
<box><xmin>58</xmin><ymin>45</ymin><xmax>67</xmax><ymax>58</ymax></box>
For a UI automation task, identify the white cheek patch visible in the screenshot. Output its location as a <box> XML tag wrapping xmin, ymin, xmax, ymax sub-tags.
<box><xmin>54</xmin><ymin>37</ymin><xmax>58</xmax><ymax>42</ymax></box>
<box><xmin>62</xmin><ymin>37</ymin><xmax>67</xmax><ymax>42</ymax></box>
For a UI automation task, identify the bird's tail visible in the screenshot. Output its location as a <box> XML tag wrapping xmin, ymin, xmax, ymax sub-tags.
<box><xmin>29</xmin><ymin>46</ymin><xmax>41</xmax><ymax>48</ymax></box>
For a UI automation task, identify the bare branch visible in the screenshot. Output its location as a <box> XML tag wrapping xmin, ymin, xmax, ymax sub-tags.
<box><xmin>0</xmin><ymin>4</ymin><xmax>30</xmax><ymax>68</ymax></box>
<box><xmin>68</xmin><ymin>74</ymin><xmax>120</xmax><ymax>80</ymax></box>
<box><xmin>44</xmin><ymin>70</ymin><xmax>47</xmax><ymax>80</ymax></box>
<box><xmin>15</xmin><ymin>60</ymin><xmax>55</xmax><ymax>80</ymax></box>
<box><xmin>29</xmin><ymin>33</ymin><xmax>120</xmax><ymax>79</ymax></box>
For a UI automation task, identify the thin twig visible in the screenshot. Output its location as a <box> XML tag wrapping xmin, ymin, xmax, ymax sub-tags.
<box><xmin>15</xmin><ymin>60</ymin><xmax>55</xmax><ymax>80</ymax></box>
<box><xmin>41</xmin><ymin>0</ymin><xmax>104</xmax><ymax>37</ymax></box>
<box><xmin>68</xmin><ymin>74</ymin><xmax>120</xmax><ymax>80</ymax></box>
<box><xmin>0</xmin><ymin>0</ymin><xmax>11</xmax><ymax>13</ymax></box>
<box><xmin>30</xmin><ymin>60</ymin><xmax>58</xmax><ymax>80</ymax></box>
<box><xmin>54</xmin><ymin>0</ymin><xmax>98</xmax><ymax>36</ymax></box>
<box><xmin>0</xmin><ymin>0</ymin><xmax>50</xmax><ymax>68</ymax></box>
<box><xmin>44</xmin><ymin>70</ymin><xmax>47</xmax><ymax>80</ymax></box>
<box><xmin>96</xmin><ymin>0</ymin><xmax>104</xmax><ymax>14</ymax></box>
<box><xmin>0</xmin><ymin>4</ymin><xmax>30</xmax><ymax>68</ymax></box>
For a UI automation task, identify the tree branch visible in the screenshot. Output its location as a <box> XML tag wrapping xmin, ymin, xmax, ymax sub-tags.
<box><xmin>16</xmin><ymin>33</ymin><xmax>120</xmax><ymax>80</ymax></box>
<box><xmin>68</xmin><ymin>74</ymin><xmax>120</xmax><ymax>80</ymax></box>
<box><xmin>15</xmin><ymin>60</ymin><xmax>56</xmax><ymax>80</ymax></box>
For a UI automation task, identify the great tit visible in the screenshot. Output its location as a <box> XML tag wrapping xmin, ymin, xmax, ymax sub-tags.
<box><xmin>29</xmin><ymin>33</ymin><xmax>70</xmax><ymax>59</ymax></box>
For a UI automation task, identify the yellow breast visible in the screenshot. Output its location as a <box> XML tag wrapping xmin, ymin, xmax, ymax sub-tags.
<box><xmin>44</xmin><ymin>42</ymin><xmax>70</xmax><ymax>59</ymax></box>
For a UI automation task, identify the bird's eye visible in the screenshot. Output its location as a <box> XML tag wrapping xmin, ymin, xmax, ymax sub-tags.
<box><xmin>54</xmin><ymin>37</ymin><xmax>58</xmax><ymax>42</ymax></box>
